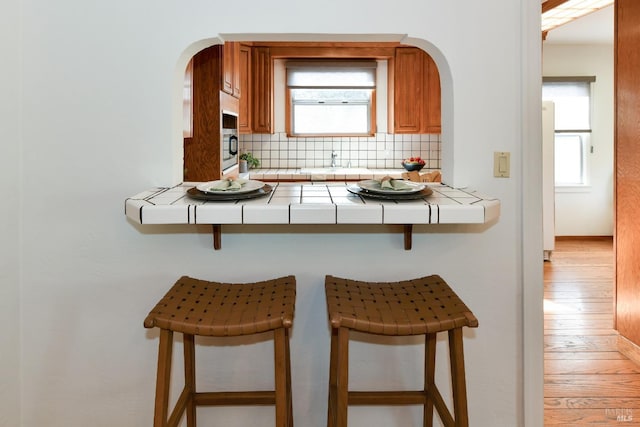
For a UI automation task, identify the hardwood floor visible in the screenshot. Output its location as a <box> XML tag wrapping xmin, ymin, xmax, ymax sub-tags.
<box><xmin>544</xmin><ymin>237</ymin><xmax>640</xmax><ymax>425</ymax></box>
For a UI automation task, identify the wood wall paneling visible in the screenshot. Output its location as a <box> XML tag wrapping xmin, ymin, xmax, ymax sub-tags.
<box><xmin>185</xmin><ymin>46</ymin><xmax>223</xmax><ymax>181</ymax></box>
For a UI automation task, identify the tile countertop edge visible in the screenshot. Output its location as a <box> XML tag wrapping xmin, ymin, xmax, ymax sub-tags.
<box><xmin>124</xmin><ymin>182</ymin><xmax>501</xmax><ymax>226</ymax></box>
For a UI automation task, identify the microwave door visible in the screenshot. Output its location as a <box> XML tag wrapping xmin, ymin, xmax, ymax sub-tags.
<box><xmin>229</xmin><ymin>135</ymin><xmax>238</xmax><ymax>156</ymax></box>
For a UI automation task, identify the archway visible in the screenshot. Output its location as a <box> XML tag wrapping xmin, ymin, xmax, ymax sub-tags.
<box><xmin>170</xmin><ymin>34</ymin><xmax>453</xmax><ymax>185</ymax></box>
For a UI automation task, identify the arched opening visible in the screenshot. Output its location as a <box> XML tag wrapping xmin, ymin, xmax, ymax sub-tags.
<box><xmin>171</xmin><ymin>34</ymin><xmax>453</xmax><ymax>185</ymax></box>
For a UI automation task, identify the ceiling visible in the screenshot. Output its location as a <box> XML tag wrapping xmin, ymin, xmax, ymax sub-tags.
<box><xmin>543</xmin><ymin>4</ymin><xmax>614</xmax><ymax>44</ymax></box>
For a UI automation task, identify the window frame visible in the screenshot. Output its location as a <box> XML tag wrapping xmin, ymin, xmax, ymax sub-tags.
<box><xmin>285</xmin><ymin>60</ymin><xmax>377</xmax><ymax>137</ymax></box>
<box><xmin>542</xmin><ymin>76</ymin><xmax>595</xmax><ymax>189</ymax></box>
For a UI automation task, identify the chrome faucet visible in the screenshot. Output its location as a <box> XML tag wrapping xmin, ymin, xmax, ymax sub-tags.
<box><xmin>331</xmin><ymin>150</ymin><xmax>338</xmax><ymax>168</ymax></box>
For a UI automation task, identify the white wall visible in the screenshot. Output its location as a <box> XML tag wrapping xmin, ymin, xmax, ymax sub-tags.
<box><xmin>0</xmin><ymin>0</ymin><xmax>22</xmax><ymax>425</ymax></box>
<box><xmin>7</xmin><ymin>0</ymin><xmax>542</xmax><ymax>426</ymax></box>
<box><xmin>542</xmin><ymin>43</ymin><xmax>614</xmax><ymax>236</ymax></box>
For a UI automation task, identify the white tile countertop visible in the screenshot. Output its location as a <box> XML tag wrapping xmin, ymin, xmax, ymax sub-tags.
<box><xmin>125</xmin><ymin>179</ymin><xmax>500</xmax><ymax>250</ymax></box>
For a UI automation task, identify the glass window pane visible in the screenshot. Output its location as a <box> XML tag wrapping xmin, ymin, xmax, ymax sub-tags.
<box><xmin>287</xmin><ymin>61</ymin><xmax>377</xmax><ymax>135</ymax></box>
<box><xmin>554</xmin><ymin>134</ymin><xmax>585</xmax><ymax>185</ymax></box>
<box><xmin>293</xmin><ymin>104</ymin><xmax>369</xmax><ymax>134</ymax></box>
<box><xmin>542</xmin><ymin>81</ymin><xmax>591</xmax><ymax>130</ymax></box>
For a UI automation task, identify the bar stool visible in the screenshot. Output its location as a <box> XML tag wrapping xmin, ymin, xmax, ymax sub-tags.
<box><xmin>324</xmin><ymin>274</ymin><xmax>478</xmax><ymax>427</ymax></box>
<box><xmin>144</xmin><ymin>275</ymin><xmax>296</xmax><ymax>427</ymax></box>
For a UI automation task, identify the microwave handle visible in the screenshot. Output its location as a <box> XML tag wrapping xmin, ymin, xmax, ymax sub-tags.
<box><xmin>228</xmin><ymin>135</ymin><xmax>238</xmax><ymax>156</ymax></box>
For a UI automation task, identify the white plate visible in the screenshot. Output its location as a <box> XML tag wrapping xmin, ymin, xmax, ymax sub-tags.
<box><xmin>357</xmin><ymin>179</ymin><xmax>426</xmax><ymax>194</ymax></box>
<box><xmin>196</xmin><ymin>179</ymin><xmax>265</xmax><ymax>194</ymax></box>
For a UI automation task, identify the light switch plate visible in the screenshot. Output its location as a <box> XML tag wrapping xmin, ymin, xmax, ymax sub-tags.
<box><xmin>494</xmin><ymin>152</ymin><xmax>510</xmax><ymax>178</ymax></box>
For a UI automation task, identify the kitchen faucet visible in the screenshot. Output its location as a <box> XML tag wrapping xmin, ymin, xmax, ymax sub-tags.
<box><xmin>331</xmin><ymin>150</ymin><xmax>338</xmax><ymax>168</ymax></box>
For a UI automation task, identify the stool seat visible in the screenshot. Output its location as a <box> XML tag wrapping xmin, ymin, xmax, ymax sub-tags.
<box><xmin>325</xmin><ymin>275</ymin><xmax>478</xmax><ymax>427</ymax></box>
<box><xmin>145</xmin><ymin>275</ymin><xmax>296</xmax><ymax>427</ymax></box>
<box><xmin>144</xmin><ymin>275</ymin><xmax>296</xmax><ymax>336</ymax></box>
<box><xmin>325</xmin><ymin>275</ymin><xmax>478</xmax><ymax>336</ymax></box>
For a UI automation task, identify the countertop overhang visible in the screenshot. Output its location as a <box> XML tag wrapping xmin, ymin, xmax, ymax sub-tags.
<box><xmin>125</xmin><ymin>179</ymin><xmax>500</xmax><ymax>250</ymax></box>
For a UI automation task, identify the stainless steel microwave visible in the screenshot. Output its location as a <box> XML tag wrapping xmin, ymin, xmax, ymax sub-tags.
<box><xmin>221</xmin><ymin>111</ymin><xmax>238</xmax><ymax>171</ymax></box>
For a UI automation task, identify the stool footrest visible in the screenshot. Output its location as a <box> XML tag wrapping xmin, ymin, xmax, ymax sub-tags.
<box><xmin>166</xmin><ymin>387</ymin><xmax>193</xmax><ymax>427</ymax></box>
<box><xmin>348</xmin><ymin>391</ymin><xmax>426</xmax><ymax>405</ymax></box>
<box><xmin>194</xmin><ymin>391</ymin><xmax>276</xmax><ymax>406</ymax></box>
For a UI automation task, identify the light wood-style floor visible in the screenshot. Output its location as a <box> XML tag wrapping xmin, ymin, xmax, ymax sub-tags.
<box><xmin>544</xmin><ymin>237</ymin><xmax>640</xmax><ymax>425</ymax></box>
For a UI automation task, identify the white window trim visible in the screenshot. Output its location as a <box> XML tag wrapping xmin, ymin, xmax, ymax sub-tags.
<box><xmin>543</xmin><ymin>76</ymin><xmax>595</xmax><ymax>189</ymax></box>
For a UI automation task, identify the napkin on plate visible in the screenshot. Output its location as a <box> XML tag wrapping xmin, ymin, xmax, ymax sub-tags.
<box><xmin>379</xmin><ymin>177</ymin><xmax>414</xmax><ymax>191</ymax></box>
<box><xmin>207</xmin><ymin>178</ymin><xmax>247</xmax><ymax>191</ymax></box>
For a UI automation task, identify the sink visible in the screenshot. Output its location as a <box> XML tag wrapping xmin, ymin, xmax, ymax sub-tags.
<box><xmin>299</xmin><ymin>167</ymin><xmax>371</xmax><ymax>175</ymax></box>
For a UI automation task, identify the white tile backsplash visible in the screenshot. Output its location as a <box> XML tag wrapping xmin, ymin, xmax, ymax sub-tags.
<box><xmin>239</xmin><ymin>132</ymin><xmax>441</xmax><ymax>170</ymax></box>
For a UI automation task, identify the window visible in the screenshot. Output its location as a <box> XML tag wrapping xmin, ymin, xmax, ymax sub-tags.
<box><xmin>286</xmin><ymin>60</ymin><xmax>376</xmax><ymax>136</ymax></box>
<box><xmin>543</xmin><ymin>77</ymin><xmax>594</xmax><ymax>186</ymax></box>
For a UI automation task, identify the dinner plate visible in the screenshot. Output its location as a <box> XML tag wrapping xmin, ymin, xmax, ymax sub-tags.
<box><xmin>196</xmin><ymin>179</ymin><xmax>265</xmax><ymax>194</ymax></box>
<box><xmin>357</xmin><ymin>179</ymin><xmax>426</xmax><ymax>194</ymax></box>
<box><xmin>347</xmin><ymin>184</ymin><xmax>433</xmax><ymax>200</ymax></box>
<box><xmin>187</xmin><ymin>184</ymin><xmax>273</xmax><ymax>201</ymax></box>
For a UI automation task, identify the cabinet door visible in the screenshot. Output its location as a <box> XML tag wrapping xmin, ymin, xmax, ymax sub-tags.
<box><xmin>222</xmin><ymin>42</ymin><xmax>235</xmax><ymax>95</ymax></box>
<box><xmin>393</xmin><ymin>47</ymin><xmax>441</xmax><ymax>134</ymax></box>
<box><xmin>423</xmin><ymin>53</ymin><xmax>441</xmax><ymax>133</ymax></box>
<box><xmin>222</xmin><ymin>42</ymin><xmax>241</xmax><ymax>97</ymax></box>
<box><xmin>252</xmin><ymin>46</ymin><xmax>273</xmax><ymax>133</ymax></box>
<box><xmin>394</xmin><ymin>47</ymin><xmax>424</xmax><ymax>133</ymax></box>
<box><xmin>239</xmin><ymin>44</ymin><xmax>252</xmax><ymax>134</ymax></box>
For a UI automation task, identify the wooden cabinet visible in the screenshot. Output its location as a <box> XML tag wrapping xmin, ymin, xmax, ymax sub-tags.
<box><xmin>391</xmin><ymin>47</ymin><xmax>441</xmax><ymax>134</ymax></box>
<box><xmin>237</xmin><ymin>45</ymin><xmax>273</xmax><ymax>134</ymax></box>
<box><xmin>222</xmin><ymin>42</ymin><xmax>241</xmax><ymax>98</ymax></box>
<box><xmin>424</xmin><ymin>53</ymin><xmax>441</xmax><ymax>132</ymax></box>
<box><xmin>183</xmin><ymin>45</ymin><xmax>239</xmax><ymax>182</ymax></box>
<box><xmin>251</xmin><ymin>46</ymin><xmax>273</xmax><ymax>133</ymax></box>
<box><xmin>238</xmin><ymin>44</ymin><xmax>252</xmax><ymax>134</ymax></box>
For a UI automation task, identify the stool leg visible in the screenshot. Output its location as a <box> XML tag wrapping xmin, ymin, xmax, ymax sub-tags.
<box><xmin>154</xmin><ymin>329</ymin><xmax>173</xmax><ymax>427</ymax></box>
<box><xmin>449</xmin><ymin>328</ymin><xmax>469</xmax><ymax>427</ymax></box>
<box><xmin>285</xmin><ymin>328</ymin><xmax>294</xmax><ymax>427</ymax></box>
<box><xmin>183</xmin><ymin>333</ymin><xmax>196</xmax><ymax>427</ymax></box>
<box><xmin>335</xmin><ymin>327</ymin><xmax>349</xmax><ymax>427</ymax></box>
<box><xmin>423</xmin><ymin>333</ymin><xmax>437</xmax><ymax>427</ymax></box>
<box><xmin>327</xmin><ymin>328</ymin><xmax>338</xmax><ymax>427</ymax></box>
<box><xmin>274</xmin><ymin>327</ymin><xmax>290</xmax><ymax>427</ymax></box>
<box><xmin>327</xmin><ymin>327</ymin><xmax>349</xmax><ymax>427</ymax></box>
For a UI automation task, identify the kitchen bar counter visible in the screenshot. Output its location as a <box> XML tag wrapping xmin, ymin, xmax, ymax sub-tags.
<box><xmin>125</xmin><ymin>180</ymin><xmax>500</xmax><ymax>250</ymax></box>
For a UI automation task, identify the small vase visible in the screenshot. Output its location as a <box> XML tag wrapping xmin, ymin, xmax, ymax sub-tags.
<box><xmin>239</xmin><ymin>159</ymin><xmax>248</xmax><ymax>173</ymax></box>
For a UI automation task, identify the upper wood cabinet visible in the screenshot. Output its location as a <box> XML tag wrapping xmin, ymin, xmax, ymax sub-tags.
<box><xmin>238</xmin><ymin>44</ymin><xmax>252</xmax><ymax>134</ymax></box>
<box><xmin>391</xmin><ymin>47</ymin><xmax>441</xmax><ymax>134</ymax></box>
<box><xmin>222</xmin><ymin>42</ymin><xmax>241</xmax><ymax>98</ymax></box>
<box><xmin>234</xmin><ymin>43</ymin><xmax>439</xmax><ymax>136</ymax></box>
<box><xmin>238</xmin><ymin>45</ymin><xmax>273</xmax><ymax>134</ymax></box>
<box><xmin>423</xmin><ymin>53</ymin><xmax>441</xmax><ymax>132</ymax></box>
<box><xmin>250</xmin><ymin>46</ymin><xmax>273</xmax><ymax>134</ymax></box>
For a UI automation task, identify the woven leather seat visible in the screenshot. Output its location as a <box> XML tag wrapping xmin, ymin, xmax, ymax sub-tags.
<box><xmin>145</xmin><ymin>275</ymin><xmax>296</xmax><ymax>427</ymax></box>
<box><xmin>325</xmin><ymin>275</ymin><xmax>478</xmax><ymax>427</ymax></box>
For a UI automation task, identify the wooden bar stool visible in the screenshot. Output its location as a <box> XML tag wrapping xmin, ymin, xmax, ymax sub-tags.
<box><xmin>324</xmin><ymin>275</ymin><xmax>478</xmax><ymax>427</ymax></box>
<box><xmin>144</xmin><ymin>275</ymin><xmax>296</xmax><ymax>427</ymax></box>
